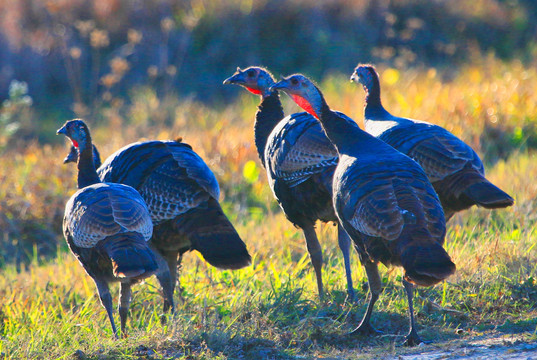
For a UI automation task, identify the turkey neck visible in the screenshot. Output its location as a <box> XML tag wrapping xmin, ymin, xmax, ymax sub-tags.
<box><xmin>363</xmin><ymin>74</ymin><xmax>391</xmax><ymax>120</ymax></box>
<box><xmin>317</xmin><ymin>93</ymin><xmax>377</xmax><ymax>156</ymax></box>
<box><xmin>77</xmin><ymin>138</ymin><xmax>101</xmax><ymax>189</ymax></box>
<box><xmin>254</xmin><ymin>91</ymin><xmax>284</xmax><ymax>166</ymax></box>
<box><xmin>92</xmin><ymin>145</ymin><xmax>103</xmax><ymax>169</ymax></box>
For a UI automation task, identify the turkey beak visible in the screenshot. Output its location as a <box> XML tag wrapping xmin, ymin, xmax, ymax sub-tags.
<box><xmin>350</xmin><ymin>73</ymin><xmax>359</xmax><ymax>83</ymax></box>
<box><xmin>269</xmin><ymin>80</ymin><xmax>287</xmax><ymax>92</ymax></box>
<box><xmin>57</xmin><ymin>125</ymin><xmax>68</xmax><ymax>136</ymax></box>
<box><xmin>223</xmin><ymin>73</ymin><xmax>242</xmax><ymax>85</ymax></box>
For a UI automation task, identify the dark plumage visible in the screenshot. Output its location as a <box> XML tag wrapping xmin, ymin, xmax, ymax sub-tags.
<box><xmin>58</xmin><ymin>119</ymin><xmax>159</xmax><ymax>338</ymax></box>
<box><xmin>271</xmin><ymin>74</ymin><xmax>456</xmax><ymax>346</ymax></box>
<box><xmin>351</xmin><ymin>64</ymin><xmax>514</xmax><ymax>220</ymax></box>
<box><xmin>64</xmin><ymin>137</ymin><xmax>252</xmax><ymax>313</ymax></box>
<box><xmin>224</xmin><ymin>67</ymin><xmax>356</xmax><ymax>301</ymax></box>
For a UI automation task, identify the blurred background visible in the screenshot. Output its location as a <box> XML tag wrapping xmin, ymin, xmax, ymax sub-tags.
<box><xmin>1</xmin><ymin>0</ymin><xmax>536</xmax><ymax>143</ymax></box>
<box><xmin>1</xmin><ymin>0</ymin><xmax>536</xmax><ymax>267</ymax></box>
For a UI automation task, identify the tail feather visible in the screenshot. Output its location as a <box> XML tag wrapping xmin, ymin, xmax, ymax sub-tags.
<box><xmin>434</xmin><ymin>167</ymin><xmax>513</xmax><ymax>214</ymax></box>
<box><xmin>463</xmin><ymin>180</ymin><xmax>514</xmax><ymax>209</ymax></box>
<box><xmin>99</xmin><ymin>232</ymin><xmax>158</xmax><ymax>279</ymax></box>
<box><xmin>176</xmin><ymin>198</ymin><xmax>251</xmax><ymax>269</ymax></box>
<box><xmin>399</xmin><ymin>231</ymin><xmax>455</xmax><ymax>287</ymax></box>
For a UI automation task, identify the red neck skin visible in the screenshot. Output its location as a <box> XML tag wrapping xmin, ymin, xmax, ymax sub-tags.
<box><xmin>246</xmin><ymin>87</ymin><xmax>262</xmax><ymax>95</ymax></box>
<box><xmin>291</xmin><ymin>94</ymin><xmax>319</xmax><ymax>119</ymax></box>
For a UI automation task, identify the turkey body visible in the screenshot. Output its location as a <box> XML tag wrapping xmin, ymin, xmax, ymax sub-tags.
<box><xmin>64</xmin><ymin>182</ymin><xmax>158</xmax><ymax>338</ymax></box>
<box><xmin>365</xmin><ymin>117</ymin><xmax>513</xmax><ymax>220</ymax></box>
<box><xmin>65</xmin><ymin>139</ymin><xmax>251</xmax><ymax>312</ymax></box>
<box><xmin>64</xmin><ymin>182</ymin><xmax>156</xmax><ymax>283</ymax></box>
<box><xmin>272</xmin><ymin>74</ymin><xmax>456</xmax><ymax>346</ymax></box>
<box><xmin>224</xmin><ymin>67</ymin><xmax>355</xmax><ymax>300</ymax></box>
<box><xmin>352</xmin><ymin>65</ymin><xmax>513</xmax><ymax>220</ymax></box>
<box><xmin>333</xmin><ymin>147</ymin><xmax>448</xmax><ymax>281</ymax></box>
<box><xmin>265</xmin><ymin>111</ymin><xmax>339</xmax><ymax>227</ymax></box>
<box><xmin>59</xmin><ymin>119</ymin><xmax>159</xmax><ymax>337</ymax></box>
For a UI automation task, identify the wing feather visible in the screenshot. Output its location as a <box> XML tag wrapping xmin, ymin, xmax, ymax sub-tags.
<box><xmin>377</xmin><ymin>121</ymin><xmax>484</xmax><ymax>182</ymax></box>
<box><xmin>336</xmin><ymin>154</ymin><xmax>445</xmax><ymax>243</ymax></box>
<box><xmin>64</xmin><ymin>183</ymin><xmax>153</xmax><ymax>248</ymax></box>
<box><xmin>98</xmin><ymin>140</ymin><xmax>219</xmax><ymax>225</ymax></box>
<box><xmin>266</xmin><ymin>112</ymin><xmax>338</xmax><ymax>187</ymax></box>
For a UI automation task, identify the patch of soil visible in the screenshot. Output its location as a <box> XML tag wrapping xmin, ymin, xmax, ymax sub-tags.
<box><xmin>392</xmin><ymin>332</ymin><xmax>537</xmax><ymax>360</ymax></box>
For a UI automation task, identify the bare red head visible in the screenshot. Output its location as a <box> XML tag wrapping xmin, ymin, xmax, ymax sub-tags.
<box><xmin>270</xmin><ymin>74</ymin><xmax>323</xmax><ymax>119</ymax></box>
<box><xmin>57</xmin><ymin>119</ymin><xmax>91</xmax><ymax>151</ymax></box>
<box><xmin>223</xmin><ymin>66</ymin><xmax>276</xmax><ymax>97</ymax></box>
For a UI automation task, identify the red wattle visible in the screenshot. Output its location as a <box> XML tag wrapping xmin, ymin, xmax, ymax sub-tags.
<box><xmin>291</xmin><ymin>95</ymin><xmax>319</xmax><ymax>119</ymax></box>
<box><xmin>246</xmin><ymin>87</ymin><xmax>262</xmax><ymax>95</ymax></box>
<box><xmin>72</xmin><ymin>140</ymin><xmax>79</xmax><ymax>148</ymax></box>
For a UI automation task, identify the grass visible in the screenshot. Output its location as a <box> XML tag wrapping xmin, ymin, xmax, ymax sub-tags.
<box><xmin>1</xmin><ymin>57</ymin><xmax>537</xmax><ymax>359</ymax></box>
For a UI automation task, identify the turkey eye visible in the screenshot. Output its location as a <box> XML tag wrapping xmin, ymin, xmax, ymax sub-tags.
<box><xmin>291</xmin><ymin>78</ymin><xmax>298</xmax><ymax>85</ymax></box>
<box><xmin>247</xmin><ymin>69</ymin><xmax>255</xmax><ymax>77</ymax></box>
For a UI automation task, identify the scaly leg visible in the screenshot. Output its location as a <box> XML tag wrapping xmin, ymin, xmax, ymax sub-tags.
<box><xmin>175</xmin><ymin>254</ymin><xmax>185</xmax><ymax>305</ymax></box>
<box><xmin>118</xmin><ymin>282</ymin><xmax>132</xmax><ymax>338</ymax></box>
<box><xmin>94</xmin><ymin>279</ymin><xmax>118</xmax><ymax>338</ymax></box>
<box><xmin>151</xmin><ymin>245</ymin><xmax>176</xmax><ymax>314</ymax></box>
<box><xmin>303</xmin><ymin>225</ymin><xmax>324</xmax><ymax>301</ymax></box>
<box><xmin>156</xmin><ymin>269</ymin><xmax>175</xmax><ymax>313</ymax></box>
<box><xmin>350</xmin><ymin>260</ymin><xmax>383</xmax><ymax>335</ymax></box>
<box><xmin>337</xmin><ymin>225</ymin><xmax>355</xmax><ymax>302</ymax></box>
<box><xmin>402</xmin><ymin>279</ymin><xmax>425</xmax><ymax>346</ymax></box>
<box><xmin>165</xmin><ymin>252</ymin><xmax>185</xmax><ymax>306</ymax></box>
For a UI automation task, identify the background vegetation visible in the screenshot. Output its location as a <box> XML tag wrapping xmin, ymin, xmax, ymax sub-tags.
<box><xmin>0</xmin><ymin>0</ymin><xmax>536</xmax><ymax>359</ymax></box>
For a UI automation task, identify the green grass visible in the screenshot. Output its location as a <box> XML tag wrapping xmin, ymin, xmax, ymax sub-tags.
<box><xmin>1</xmin><ymin>58</ymin><xmax>537</xmax><ymax>359</ymax></box>
<box><xmin>1</xmin><ymin>178</ymin><xmax>536</xmax><ymax>359</ymax></box>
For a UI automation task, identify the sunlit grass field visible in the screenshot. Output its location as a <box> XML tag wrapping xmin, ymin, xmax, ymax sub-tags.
<box><xmin>1</xmin><ymin>58</ymin><xmax>537</xmax><ymax>359</ymax></box>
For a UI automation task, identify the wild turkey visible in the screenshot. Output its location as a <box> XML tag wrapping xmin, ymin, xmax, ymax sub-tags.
<box><xmin>57</xmin><ymin>119</ymin><xmax>159</xmax><ymax>337</ymax></box>
<box><xmin>351</xmin><ymin>64</ymin><xmax>514</xmax><ymax>220</ymax></box>
<box><xmin>63</xmin><ymin>137</ymin><xmax>252</xmax><ymax>314</ymax></box>
<box><xmin>271</xmin><ymin>74</ymin><xmax>456</xmax><ymax>346</ymax></box>
<box><xmin>224</xmin><ymin>66</ymin><xmax>355</xmax><ymax>301</ymax></box>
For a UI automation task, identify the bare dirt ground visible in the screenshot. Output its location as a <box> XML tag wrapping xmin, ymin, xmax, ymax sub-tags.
<box><xmin>389</xmin><ymin>332</ymin><xmax>537</xmax><ymax>360</ymax></box>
